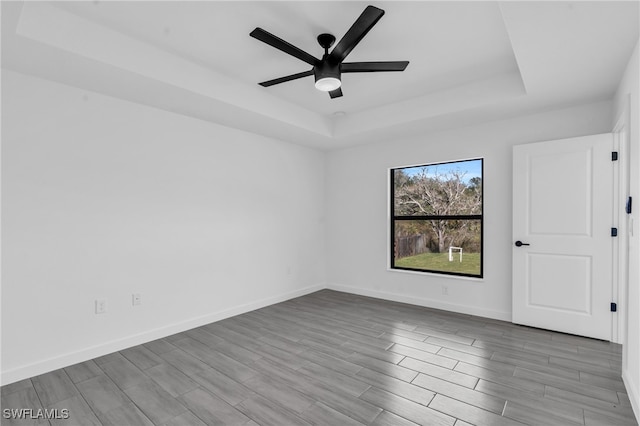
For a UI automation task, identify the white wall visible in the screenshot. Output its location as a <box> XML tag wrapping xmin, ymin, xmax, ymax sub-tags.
<box><xmin>325</xmin><ymin>100</ymin><xmax>613</xmax><ymax>320</ymax></box>
<box><xmin>612</xmin><ymin>38</ymin><xmax>640</xmax><ymax>420</ymax></box>
<box><xmin>1</xmin><ymin>71</ymin><xmax>326</xmax><ymax>384</ymax></box>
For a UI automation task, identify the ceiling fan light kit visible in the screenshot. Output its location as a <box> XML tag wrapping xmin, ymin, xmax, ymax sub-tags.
<box><xmin>250</xmin><ymin>5</ymin><xmax>409</xmax><ymax>99</ymax></box>
<box><xmin>315</xmin><ymin>77</ymin><xmax>341</xmax><ymax>92</ymax></box>
<box><xmin>314</xmin><ymin>56</ymin><xmax>341</xmax><ymax>92</ymax></box>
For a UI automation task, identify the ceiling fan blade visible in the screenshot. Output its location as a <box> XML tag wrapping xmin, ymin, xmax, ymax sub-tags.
<box><xmin>328</xmin><ymin>5</ymin><xmax>385</xmax><ymax>64</ymax></box>
<box><xmin>259</xmin><ymin>70</ymin><xmax>314</xmax><ymax>87</ymax></box>
<box><xmin>250</xmin><ymin>28</ymin><xmax>318</xmax><ymax>66</ymax></box>
<box><xmin>341</xmin><ymin>61</ymin><xmax>409</xmax><ymax>73</ymax></box>
<box><xmin>329</xmin><ymin>88</ymin><xmax>343</xmax><ymax>99</ymax></box>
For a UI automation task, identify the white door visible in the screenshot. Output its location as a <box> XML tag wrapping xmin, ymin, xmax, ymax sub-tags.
<box><xmin>512</xmin><ymin>133</ymin><xmax>613</xmax><ymax>340</ymax></box>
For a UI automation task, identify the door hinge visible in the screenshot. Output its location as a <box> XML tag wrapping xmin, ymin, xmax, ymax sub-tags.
<box><xmin>612</xmin><ymin>151</ymin><xmax>619</xmax><ymax>161</ymax></box>
<box><xmin>611</xmin><ymin>227</ymin><xmax>618</xmax><ymax>237</ymax></box>
<box><xmin>611</xmin><ymin>302</ymin><xmax>617</xmax><ymax>312</ymax></box>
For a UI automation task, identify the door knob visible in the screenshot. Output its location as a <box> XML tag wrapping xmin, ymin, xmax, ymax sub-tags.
<box><xmin>515</xmin><ymin>240</ymin><xmax>530</xmax><ymax>247</ymax></box>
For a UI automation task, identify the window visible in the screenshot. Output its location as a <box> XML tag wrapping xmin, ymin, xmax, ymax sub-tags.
<box><xmin>390</xmin><ymin>159</ymin><xmax>483</xmax><ymax>278</ymax></box>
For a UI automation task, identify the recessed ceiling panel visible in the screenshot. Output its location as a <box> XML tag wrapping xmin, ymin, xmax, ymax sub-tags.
<box><xmin>53</xmin><ymin>1</ymin><xmax>520</xmax><ymax>115</ymax></box>
<box><xmin>3</xmin><ymin>1</ymin><xmax>637</xmax><ymax>149</ymax></box>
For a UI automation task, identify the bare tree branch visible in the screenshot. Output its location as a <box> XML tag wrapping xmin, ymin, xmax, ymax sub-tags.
<box><xmin>394</xmin><ymin>167</ymin><xmax>482</xmax><ymax>253</ymax></box>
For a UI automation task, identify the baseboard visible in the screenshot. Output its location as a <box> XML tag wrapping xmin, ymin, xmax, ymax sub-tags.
<box><xmin>623</xmin><ymin>369</ymin><xmax>640</xmax><ymax>424</ymax></box>
<box><xmin>326</xmin><ymin>283</ymin><xmax>511</xmax><ymax>322</ymax></box>
<box><xmin>1</xmin><ymin>283</ymin><xmax>324</xmax><ymax>385</ymax></box>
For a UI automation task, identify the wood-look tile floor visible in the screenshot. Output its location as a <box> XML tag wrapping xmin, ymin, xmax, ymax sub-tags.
<box><xmin>2</xmin><ymin>290</ymin><xmax>637</xmax><ymax>426</ymax></box>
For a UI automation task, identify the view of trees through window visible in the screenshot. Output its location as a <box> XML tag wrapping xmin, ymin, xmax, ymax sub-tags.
<box><xmin>391</xmin><ymin>159</ymin><xmax>483</xmax><ymax>277</ymax></box>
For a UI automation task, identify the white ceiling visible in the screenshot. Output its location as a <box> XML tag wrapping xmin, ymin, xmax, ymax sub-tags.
<box><xmin>2</xmin><ymin>1</ymin><xmax>638</xmax><ymax>149</ymax></box>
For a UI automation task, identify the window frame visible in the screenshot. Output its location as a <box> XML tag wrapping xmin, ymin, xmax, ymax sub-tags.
<box><xmin>389</xmin><ymin>158</ymin><xmax>484</xmax><ymax>279</ymax></box>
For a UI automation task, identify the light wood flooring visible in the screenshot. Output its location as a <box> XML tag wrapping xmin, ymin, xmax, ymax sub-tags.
<box><xmin>1</xmin><ymin>290</ymin><xmax>637</xmax><ymax>425</ymax></box>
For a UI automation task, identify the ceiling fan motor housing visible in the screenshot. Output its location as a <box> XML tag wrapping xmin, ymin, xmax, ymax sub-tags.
<box><xmin>314</xmin><ymin>60</ymin><xmax>341</xmax><ymax>85</ymax></box>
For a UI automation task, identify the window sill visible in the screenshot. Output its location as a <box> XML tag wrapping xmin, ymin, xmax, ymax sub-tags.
<box><xmin>387</xmin><ymin>267</ymin><xmax>484</xmax><ymax>282</ymax></box>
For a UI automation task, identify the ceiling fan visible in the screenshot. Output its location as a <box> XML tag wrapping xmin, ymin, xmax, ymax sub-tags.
<box><xmin>250</xmin><ymin>5</ymin><xmax>409</xmax><ymax>99</ymax></box>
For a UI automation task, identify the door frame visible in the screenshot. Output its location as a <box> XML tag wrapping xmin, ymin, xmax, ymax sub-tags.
<box><xmin>613</xmin><ymin>96</ymin><xmax>630</xmax><ymax>345</ymax></box>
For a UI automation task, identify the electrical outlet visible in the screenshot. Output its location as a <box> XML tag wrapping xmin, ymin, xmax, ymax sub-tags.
<box><xmin>442</xmin><ymin>286</ymin><xmax>449</xmax><ymax>296</ymax></box>
<box><xmin>95</xmin><ymin>299</ymin><xmax>107</xmax><ymax>314</ymax></box>
<box><xmin>132</xmin><ymin>293</ymin><xmax>142</xmax><ymax>306</ymax></box>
